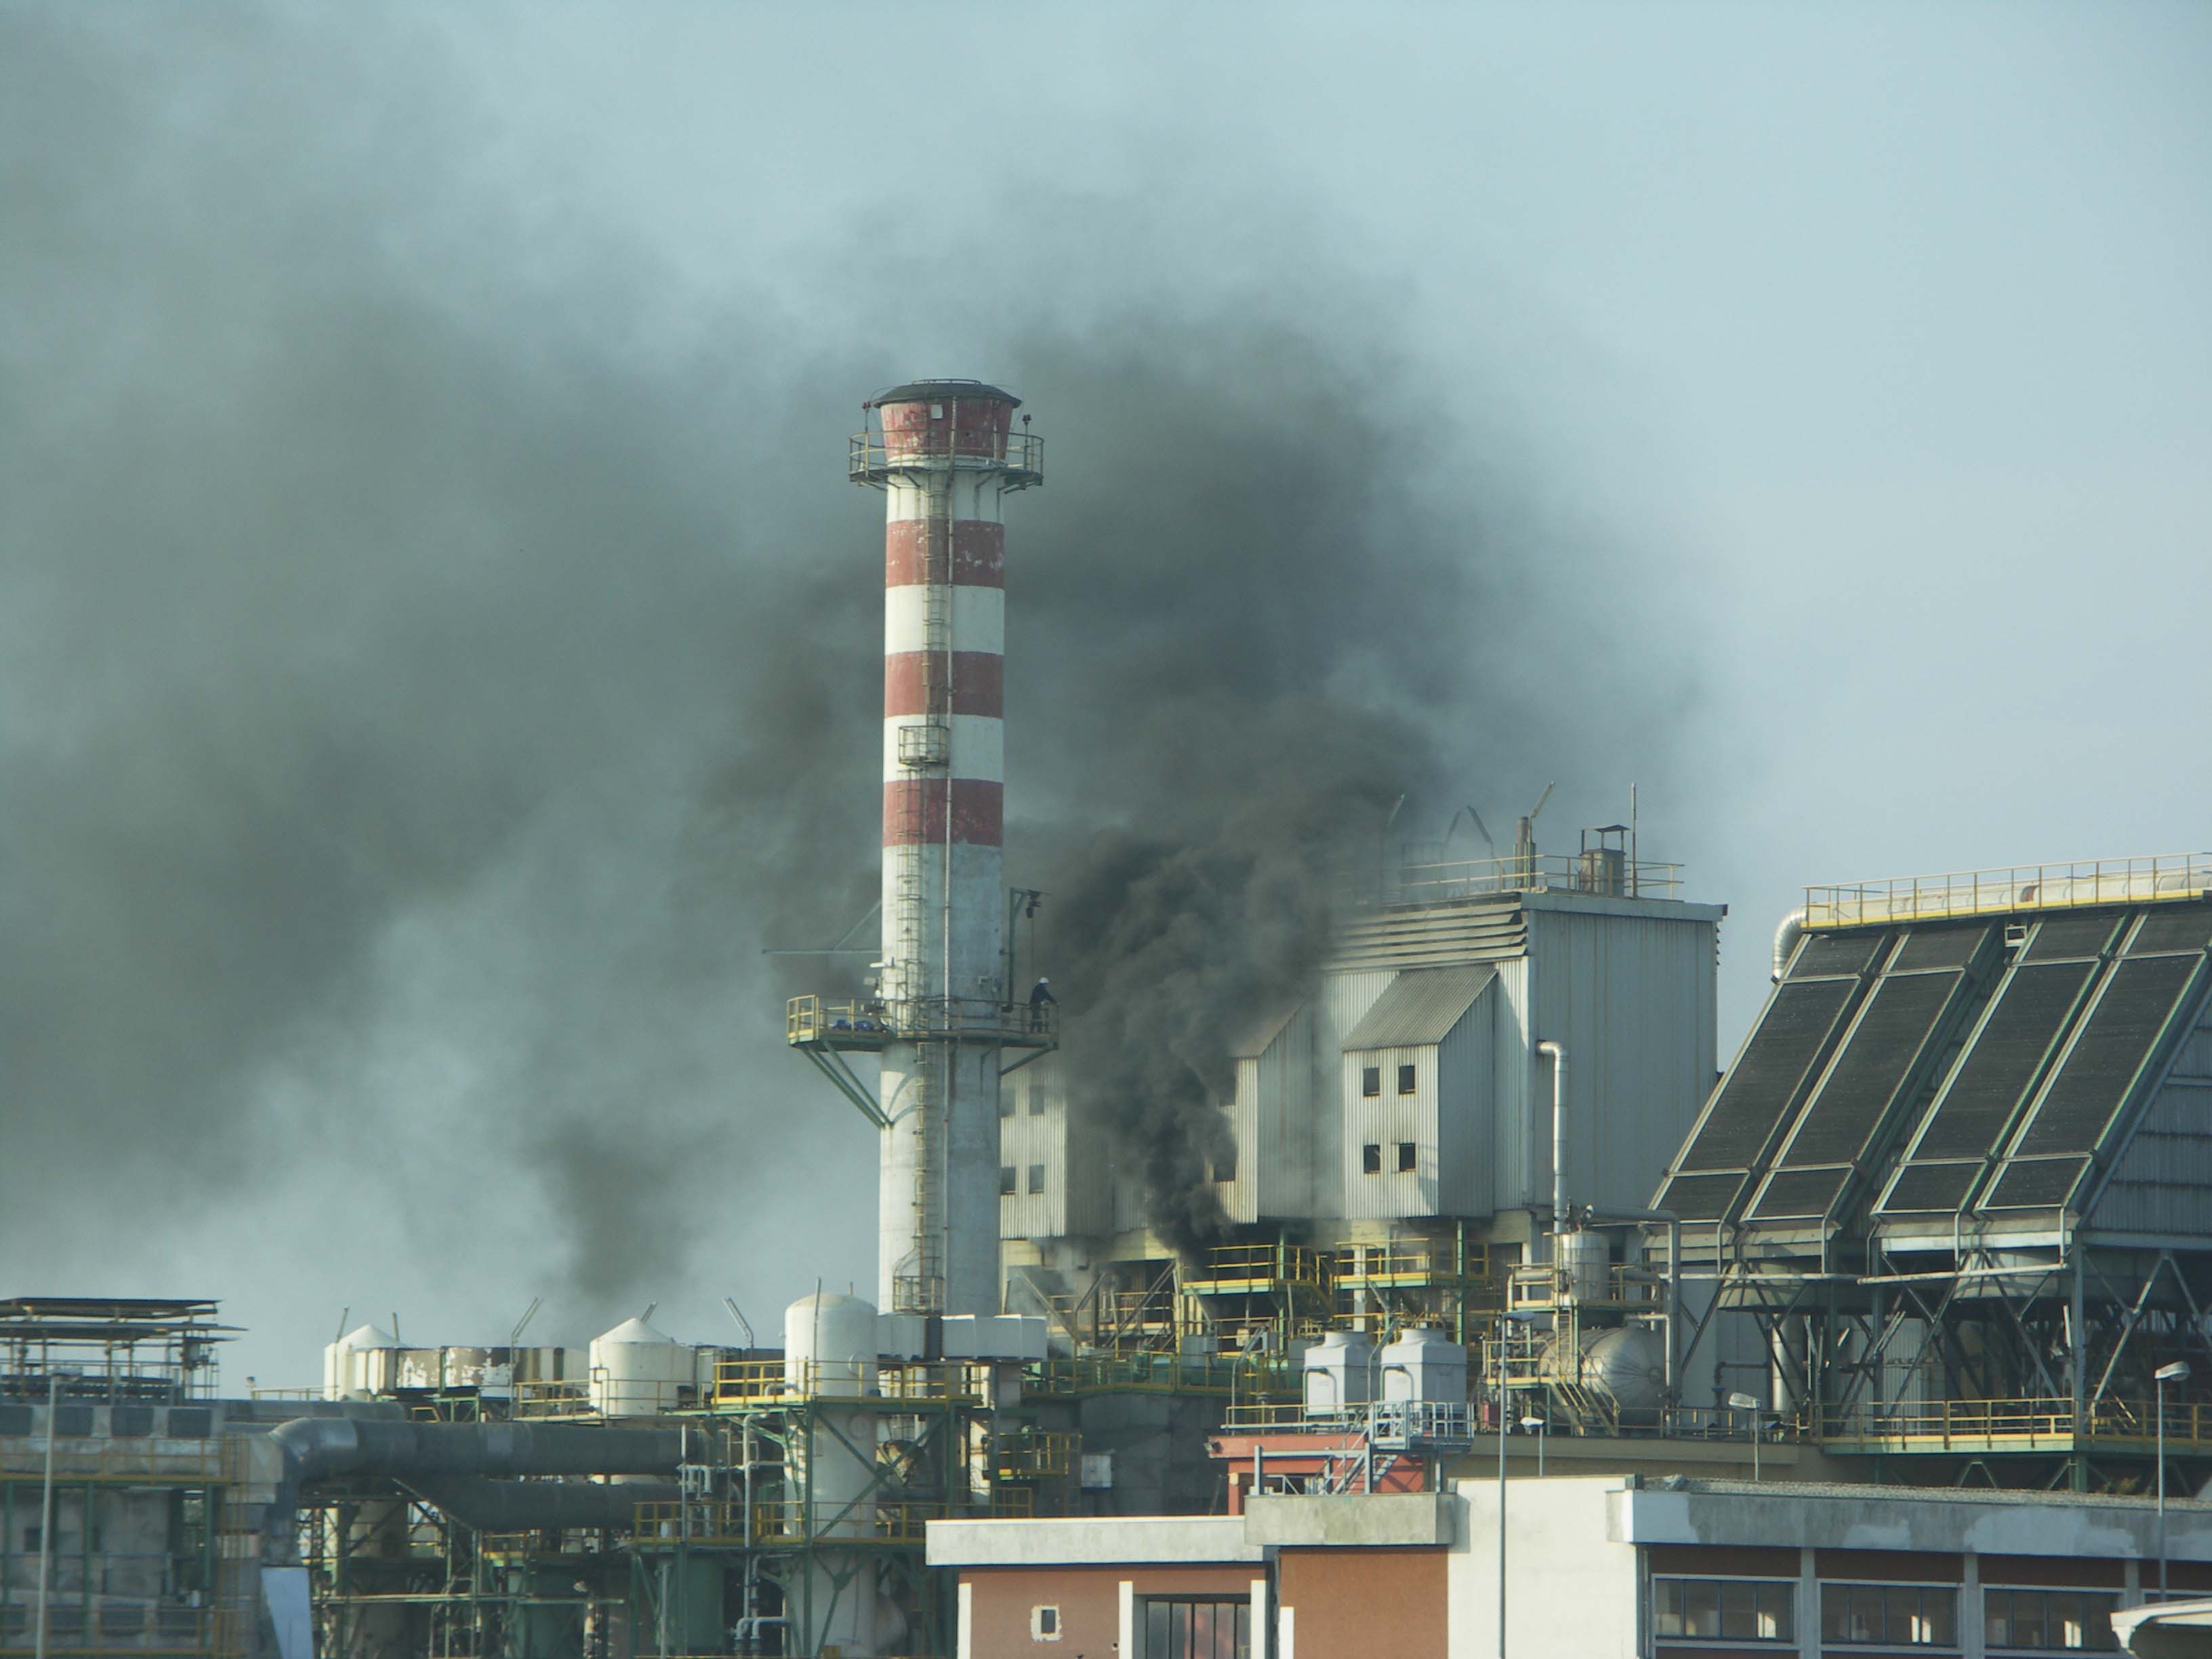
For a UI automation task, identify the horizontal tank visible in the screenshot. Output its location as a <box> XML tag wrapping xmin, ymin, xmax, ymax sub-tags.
<box><xmin>1304</xmin><ymin>1330</ymin><xmax>1376</xmax><ymax>1415</ymax></box>
<box><xmin>1542</xmin><ymin>1326</ymin><xmax>1666</xmax><ymax>1416</ymax></box>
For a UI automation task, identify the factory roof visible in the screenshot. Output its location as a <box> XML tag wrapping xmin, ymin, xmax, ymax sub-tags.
<box><xmin>1341</xmin><ymin>964</ymin><xmax>1496</xmax><ymax>1050</ymax></box>
<box><xmin>867</xmin><ymin>378</ymin><xmax>1020</xmax><ymax>408</ymax></box>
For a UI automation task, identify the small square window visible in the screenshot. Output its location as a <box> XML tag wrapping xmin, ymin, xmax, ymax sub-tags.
<box><xmin>999</xmin><ymin>1089</ymin><xmax>1015</xmax><ymax>1119</ymax></box>
<box><xmin>1397</xmin><ymin>1141</ymin><xmax>1416</xmax><ymax>1172</ymax></box>
<box><xmin>1213</xmin><ymin>1143</ymin><xmax>1237</xmax><ymax>1183</ymax></box>
<box><xmin>1027</xmin><ymin>1163</ymin><xmax>1046</xmax><ymax>1194</ymax></box>
<box><xmin>999</xmin><ymin>1166</ymin><xmax>1017</xmax><ymax>1196</ymax></box>
<box><xmin>1029</xmin><ymin>1088</ymin><xmax>1045</xmax><ymax>1116</ymax></box>
<box><xmin>1361</xmin><ymin>1065</ymin><xmax>1380</xmax><ymax>1097</ymax></box>
<box><xmin>1397</xmin><ymin>1063</ymin><xmax>1416</xmax><ymax>1094</ymax></box>
<box><xmin>1361</xmin><ymin>1143</ymin><xmax>1382</xmax><ymax>1174</ymax></box>
<box><xmin>1031</xmin><ymin>1603</ymin><xmax>1061</xmax><ymax>1640</ymax></box>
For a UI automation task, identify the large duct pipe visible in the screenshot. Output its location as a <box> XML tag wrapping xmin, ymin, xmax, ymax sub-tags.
<box><xmin>400</xmin><ymin>1475</ymin><xmax>684</xmax><ymax>1534</ymax></box>
<box><xmin>1772</xmin><ymin>907</ymin><xmax>1806</xmax><ymax>981</ymax></box>
<box><xmin>1540</xmin><ymin>1040</ymin><xmax>1569</xmax><ymax>1224</ymax></box>
<box><xmin>263</xmin><ymin>1418</ymin><xmax>691</xmax><ymax>1559</ymax></box>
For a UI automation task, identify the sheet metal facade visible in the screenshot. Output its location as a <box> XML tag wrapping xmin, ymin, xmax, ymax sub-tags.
<box><xmin>1001</xmin><ymin>891</ymin><xmax>1721</xmax><ymax>1245</ymax></box>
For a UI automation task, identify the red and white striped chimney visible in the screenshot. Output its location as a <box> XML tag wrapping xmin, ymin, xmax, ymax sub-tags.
<box><xmin>853</xmin><ymin>381</ymin><xmax>1041</xmax><ymax>1317</ymax></box>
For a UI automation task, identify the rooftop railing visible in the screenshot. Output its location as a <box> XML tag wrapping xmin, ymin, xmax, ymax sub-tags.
<box><xmin>848</xmin><ymin>429</ymin><xmax>1044</xmax><ymax>487</ymax></box>
<box><xmin>1805</xmin><ymin>855</ymin><xmax>2212</xmax><ymax>930</ymax></box>
<box><xmin>1370</xmin><ymin>851</ymin><xmax>1683</xmax><ymax>908</ymax></box>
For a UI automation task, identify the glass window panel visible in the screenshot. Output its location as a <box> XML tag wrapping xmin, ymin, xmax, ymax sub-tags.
<box><xmin>1986</xmin><ymin>1589</ymin><xmax>2011</xmax><ymax>1647</ymax></box>
<box><xmin>1721</xmin><ymin>1581</ymin><xmax>1757</xmax><ymax>1639</ymax></box>
<box><xmin>1235</xmin><ymin>1600</ymin><xmax>1251</xmax><ymax>1659</ymax></box>
<box><xmin>1684</xmin><ymin>1580</ymin><xmax>1721</xmax><ymax>1637</ymax></box>
<box><xmin>1759</xmin><ymin>1582</ymin><xmax>1793</xmax><ymax>1640</ymax></box>
<box><xmin>2083</xmin><ymin>1593</ymin><xmax>2119</xmax><ymax>1651</ymax></box>
<box><xmin>1925</xmin><ymin>1588</ymin><xmax>1957</xmax><ymax>1646</ymax></box>
<box><xmin>2013</xmin><ymin>1590</ymin><xmax>2047</xmax><ymax>1648</ymax></box>
<box><xmin>1147</xmin><ymin>1601</ymin><xmax>1168</xmax><ymax>1656</ymax></box>
<box><xmin>1654</xmin><ymin>1578</ymin><xmax>1683</xmax><ymax>1637</ymax></box>
<box><xmin>1822</xmin><ymin>1583</ymin><xmax>1849</xmax><ymax>1641</ymax></box>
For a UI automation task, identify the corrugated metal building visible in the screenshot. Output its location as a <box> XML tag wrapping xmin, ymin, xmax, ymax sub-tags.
<box><xmin>1000</xmin><ymin>872</ymin><xmax>1725</xmax><ymax>1315</ymax></box>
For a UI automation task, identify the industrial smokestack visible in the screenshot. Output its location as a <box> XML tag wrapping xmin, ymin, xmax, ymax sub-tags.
<box><xmin>853</xmin><ymin>382</ymin><xmax>1042</xmax><ymax>1316</ymax></box>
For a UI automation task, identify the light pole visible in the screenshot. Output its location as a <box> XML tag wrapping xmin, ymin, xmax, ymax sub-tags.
<box><xmin>1496</xmin><ymin>1308</ymin><xmax>1542</xmax><ymax>1659</ymax></box>
<box><xmin>34</xmin><ymin>1370</ymin><xmax>64</xmax><ymax>1659</ymax></box>
<box><xmin>1521</xmin><ymin>1416</ymin><xmax>1549</xmax><ymax>1477</ymax></box>
<box><xmin>2156</xmin><ymin>1360</ymin><xmax>2191</xmax><ymax>1603</ymax></box>
<box><xmin>1728</xmin><ymin>1392</ymin><xmax>1761</xmax><ymax>1483</ymax></box>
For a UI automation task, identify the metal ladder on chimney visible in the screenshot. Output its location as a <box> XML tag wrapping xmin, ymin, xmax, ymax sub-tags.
<box><xmin>893</xmin><ymin>487</ymin><xmax>955</xmax><ymax>1314</ymax></box>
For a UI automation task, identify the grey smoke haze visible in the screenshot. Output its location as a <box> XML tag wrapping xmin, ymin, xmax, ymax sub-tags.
<box><xmin>10</xmin><ymin>5</ymin><xmax>2198</xmax><ymax>1378</ymax></box>
<box><xmin>0</xmin><ymin>13</ymin><xmax>1685</xmax><ymax>1328</ymax></box>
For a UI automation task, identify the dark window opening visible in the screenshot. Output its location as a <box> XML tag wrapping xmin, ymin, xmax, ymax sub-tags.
<box><xmin>999</xmin><ymin>1166</ymin><xmax>1017</xmax><ymax>1196</ymax></box>
<box><xmin>1397</xmin><ymin>1141</ymin><xmax>1417</xmax><ymax>1172</ymax></box>
<box><xmin>1027</xmin><ymin>1164</ymin><xmax>1046</xmax><ymax>1195</ymax></box>
<box><xmin>1397</xmin><ymin>1063</ymin><xmax>1417</xmax><ymax>1094</ymax></box>
<box><xmin>1143</xmin><ymin>1597</ymin><xmax>1250</xmax><ymax>1659</ymax></box>
<box><xmin>1361</xmin><ymin>1065</ymin><xmax>1380</xmax><ymax>1097</ymax></box>
<box><xmin>1361</xmin><ymin>1143</ymin><xmax>1382</xmax><ymax>1174</ymax></box>
<box><xmin>1822</xmin><ymin>1582</ymin><xmax>1957</xmax><ymax>1647</ymax></box>
<box><xmin>1653</xmin><ymin>1578</ymin><xmax>1794</xmax><ymax>1643</ymax></box>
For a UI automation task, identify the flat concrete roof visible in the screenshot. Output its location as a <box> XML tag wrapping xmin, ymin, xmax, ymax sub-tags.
<box><xmin>928</xmin><ymin>1515</ymin><xmax>1262</xmax><ymax>1568</ymax></box>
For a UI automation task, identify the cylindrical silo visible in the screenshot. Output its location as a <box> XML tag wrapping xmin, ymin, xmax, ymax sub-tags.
<box><xmin>323</xmin><ymin>1323</ymin><xmax>398</xmax><ymax>1401</ymax></box>
<box><xmin>588</xmin><ymin>1316</ymin><xmax>693</xmax><ymax>1416</ymax></box>
<box><xmin>1557</xmin><ymin>1229</ymin><xmax>1612</xmax><ymax>1307</ymax></box>
<box><xmin>785</xmin><ymin>1293</ymin><xmax>881</xmax><ymax>1656</ymax></box>
<box><xmin>854</xmin><ymin>382</ymin><xmax>1043</xmax><ymax>1318</ymax></box>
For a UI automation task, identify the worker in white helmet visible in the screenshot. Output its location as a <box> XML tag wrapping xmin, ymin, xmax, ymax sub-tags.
<box><xmin>1027</xmin><ymin>976</ymin><xmax>1057</xmax><ymax>1031</ymax></box>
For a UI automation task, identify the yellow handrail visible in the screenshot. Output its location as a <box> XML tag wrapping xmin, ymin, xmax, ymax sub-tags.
<box><xmin>1805</xmin><ymin>855</ymin><xmax>2212</xmax><ymax>930</ymax></box>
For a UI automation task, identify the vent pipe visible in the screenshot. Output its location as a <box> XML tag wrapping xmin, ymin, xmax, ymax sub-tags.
<box><xmin>1540</xmin><ymin>1039</ymin><xmax>1569</xmax><ymax>1225</ymax></box>
<box><xmin>1772</xmin><ymin>907</ymin><xmax>1807</xmax><ymax>981</ymax></box>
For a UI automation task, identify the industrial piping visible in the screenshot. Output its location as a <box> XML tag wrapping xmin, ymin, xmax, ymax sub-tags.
<box><xmin>262</xmin><ymin>1418</ymin><xmax>691</xmax><ymax>1559</ymax></box>
<box><xmin>1771</xmin><ymin>907</ymin><xmax>1806</xmax><ymax>981</ymax></box>
<box><xmin>1541</xmin><ymin>1040</ymin><xmax>1569</xmax><ymax>1224</ymax></box>
<box><xmin>400</xmin><ymin>1475</ymin><xmax>684</xmax><ymax>1534</ymax></box>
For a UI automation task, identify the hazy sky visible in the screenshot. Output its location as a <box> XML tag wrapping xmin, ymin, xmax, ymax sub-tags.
<box><xmin>3</xmin><ymin>4</ymin><xmax>2206</xmax><ymax>1385</ymax></box>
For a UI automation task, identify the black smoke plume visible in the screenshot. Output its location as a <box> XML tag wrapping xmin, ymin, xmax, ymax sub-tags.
<box><xmin>0</xmin><ymin>12</ymin><xmax>1701</xmax><ymax>1354</ymax></box>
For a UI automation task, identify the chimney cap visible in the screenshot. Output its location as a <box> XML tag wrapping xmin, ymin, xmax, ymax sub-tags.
<box><xmin>867</xmin><ymin>378</ymin><xmax>1021</xmax><ymax>409</ymax></box>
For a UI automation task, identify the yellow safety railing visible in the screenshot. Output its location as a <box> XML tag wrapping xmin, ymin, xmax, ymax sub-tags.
<box><xmin>1334</xmin><ymin>1241</ymin><xmax>1494</xmax><ymax>1286</ymax></box>
<box><xmin>1816</xmin><ymin>1398</ymin><xmax>2075</xmax><ymax>1450</ymax></box>
<box><xmin>1505</xmin><ymin>1264</ymin><xmax>1664</xmax><ymax>1313</ymax></box>
<box><xmin>1805</xmin><ymin>855</ymin><xmax>2212</xmax><ymax>930</ymax></box>
<box><xmin>1026</xmin><ymin>1353</ymin><xmax>1300</xmax><ymax>1399</ymax></box>
<box><xmin>786</xmin><ymin>994</ymin><xmax>1056</xmax><ymax>1046</ymax></box>
<box><xmin>1222</xmin><ymin>1401</ymin><xmax>1327</xmax><ymax>1431</ymax></box>
<box><xmin>709</xmin><ymin>1358</ymin><xmax>991</xmax><ymax>1406</ymax></box>
<box><xmin>2089</xmin><ymin>1398</ymin><xmax>2212</xmax><ymax>1448</ymax></box>
<box><xmin>510</xmin><ymin>1380</ymin><xmax>595</xmax><ymax>1418</ymax></box>
<box><xmin>1185</xmin><ymin>1243</ymin><xmax>1331</xmax><ymax>1293</ymax></box>
<box><xmin>994</xmin><ymin>1430</ymin><xmax>1076</xmax><ymax>1480</ymax></box>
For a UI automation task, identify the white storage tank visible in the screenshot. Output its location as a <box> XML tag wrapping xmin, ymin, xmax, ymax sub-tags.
<box><xmin>323</xmin><ymin>1323</ymin><xmax>398</xmax><ymax>1401</ymax></box>
<box><xmin>589</xmin><ymin>1316</ymin><xmax>695</xmax><ymax>1416</ymax></box>
<box><xmin>1303</xmin><ymin>1329</ymin><xmax>1376</xmax><ymax>1414</ymax></box>
<box><xmin>784</xmin><ymin>1293</ymin><xmax>880</xmax><ymax>1656</ymax></box>
<box><xmin>1379</xmin><ymin>1326</ymin><xmax>1467</xmax><ymax>1405</ymax></box>
<box><xmin>784</xmin><ymin>1292</ymin><xmax>879</xmax><ymax>1399</ymax></box>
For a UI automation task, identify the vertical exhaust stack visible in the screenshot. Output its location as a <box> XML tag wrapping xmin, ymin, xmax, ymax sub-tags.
<box><xmin>853</xmin><ymin>382</ymin><xmax>1043</xmax><ymax>1317</ymax></box>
